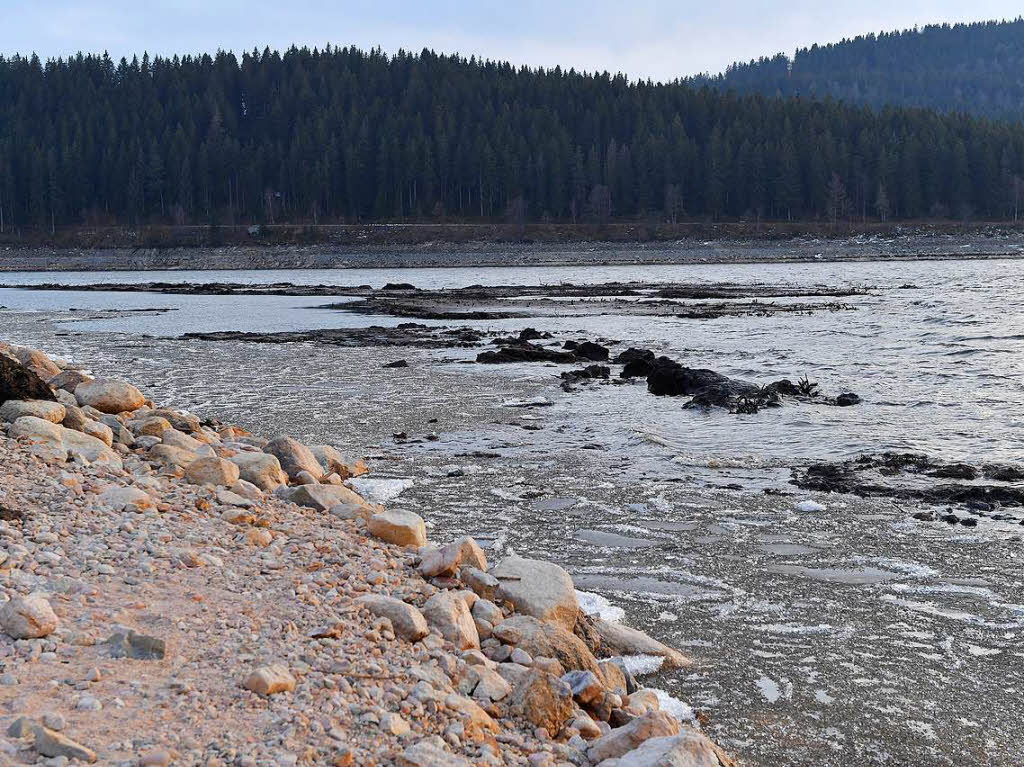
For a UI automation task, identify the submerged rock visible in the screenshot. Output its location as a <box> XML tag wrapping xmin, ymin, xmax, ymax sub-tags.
<box><xmin>477</xmin><ymin>344</ymin><xmax>577</xmax><ymax>364</ymax></box>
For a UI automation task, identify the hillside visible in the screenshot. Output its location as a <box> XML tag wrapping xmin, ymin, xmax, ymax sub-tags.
<box><xmin>701</xmin><ymin>18</ymin><xmax>1024</xmax><ymax>122</ymax></box>
<box><xmin>2</xmin><ymin>45</ymin><xmax>1024</xmax><ymax>234</ymax></box>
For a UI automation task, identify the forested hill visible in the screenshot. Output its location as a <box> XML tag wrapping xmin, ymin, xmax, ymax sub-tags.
<box><xmin>3</xmin><ymin>46</ymin><xmax>1024</xmax><ymax>233</ymax></box>
<box><xmin>701</xmin><ymin>19</ymin><xmax>1024</xmax><ymax>122</ymax></box>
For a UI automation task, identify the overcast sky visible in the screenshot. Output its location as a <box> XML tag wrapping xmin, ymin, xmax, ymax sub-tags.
<box><xmin>2</xmin><ymin>0</ymin><xmax>1021</xmax><ymax>81</ymax></box>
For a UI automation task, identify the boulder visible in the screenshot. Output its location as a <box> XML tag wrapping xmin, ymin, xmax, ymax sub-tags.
<box><xmin>563</xmin><ymin>669</ymin><xmax>605</xmax><ymax>707</ymax></box>
<box><xmin>442</xmin><ymin>693</ymin><xmax>499</xmax><ymax>739</ymax></box>
<box><xmin>160</xmin><ymin>428</ymin><xmax>203</xmax><ymax>451</ymax></box>
<box><xmin>593</xmin><ymin>619</ymin><xmax>691</xmax><ymax>668</ymax></box>
<box><xmin>244</xmin><ymin>664</ymin><xmax>296</xmax><ymax>696</ymax></box>
<box><xmin>11</xmin><ymin>347</ymin><xmax>61</xmax><ymax>379</ymax></box>
<box><xmin>184</xmin><ymin>457</ymin><xmax>241</xmax><ymax>487</ymax></box>
<box><xmin>7</xmin><ymin>415</ymin><xmax>63</xmax><ymax>445</ymax></box>
<box><xmin>149</xmin><ymin>444</ymin><xmax>200</xmax><ymax>469</ymax></box>
<box><xmin>81</xmin><ymin>419</ymin><xmax>114</xmax><ymax>447</ymax></box>
<box><xmin>493</xmin><ymin>555</ymin><xmax>580</xmax><ymax>630</ymax></box>
<box><xmin>61</xmin><ymin>428</ymin><xmax>122</xmax><ymax>468</ymax></box>
<box><xmin>0</xmin><ymin>399</ymin><xmax>65</xmax><ymax>424</ymax></box>
<box><xmin>0</xmin><ymin>355</ymin><xmax>56</xmax><ymax>406</ymax></box>
<box><xmin>616</xmin><ymin>730</ymin><xmax>736</xmax><ymax>767</ymax></box>
<box><xmin>74</xmin><ymin>378</ymin><xmax>145</xmax><ymax>414</ymax></box>
<box><xmin>264</xmin><ymin>436</ymin><xmax>323</xmax><ymax>481</ymax></box>
<box><xmin>418</xmin><ymin>542</ymin><xmax>463</xmax><ymax>578</ymax></box>
<box><xmin>33</xmin><ymin>726</ymin><xmax>97</xmax><ymax>763</ymax></box>
<box><xmin>368</xmin><ymin>510</ymin><xmax>427</xmax><ymax>547</ymax></box>
<box><xmin>463</xmin><ymin>665</ymin><xmax>512</xmax><ymax>702</ymax></box>
<box><xmin>228</xmin><ymin>451</ymin><xmax>289</xmax><ymax>491</ymax></box>
<box><xmin>135</xmin><ymin>416</ymin><xmax>173</xmax><ymax>437</ymax></box>
<box><xmin>289</xmin><ymin>483</ymin><xmax>365</xmax><ymax>511</ymax></box>
<box><xmin>422</xmin><ymin>591</ymin><xmax>479</xmax><ymax>650</ymax></box>
<box><xmin>587</xmin><ymin>711</ymin><xmax>681</xmax><ymax>764</ymax></box>
<box><xmin>0</xmin><ymin>595</ymin><xmax>59</xmax><ymax>639</ymax></box>
<box><xmin>310</xmin><ymin>444</ymin><xmax>368</xmax><ymax>479</ymax></box>
<box><xmin>357</xmin><ymin>595</ymin><xmax>429</xmax><ymax>642</ymax></box>
<box><xmin>461</xmin><ymin>567</ymin><xmax>499</xmax><ymax>600</ymax></box>
<box><xmin>491</xmin><ymin>615</ymin><xmax>602</xmax><ymax>677</ymax></box>
<box><xmin>48</xmin><ymin>369</ymin><xmax>92</xmax><ymax>393</ymax></box>
<box><xmin>507</xmin><ymin>669</ymin><xmax>574</xmax><ymax>733</ymax></box>
<box><xmin>149</xmin><ymin>408</ymin><xmax>202</xmax><ymax>434</ymax></box>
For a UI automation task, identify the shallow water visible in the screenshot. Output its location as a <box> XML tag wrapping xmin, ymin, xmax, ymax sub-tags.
<box><xmin>3</xmin><ymin>256</ymin><xmax>1024</xmax><ymax>765</ymax></box>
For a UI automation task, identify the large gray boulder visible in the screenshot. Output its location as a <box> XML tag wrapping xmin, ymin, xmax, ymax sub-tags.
<box><xmin>493</xmin><ymin>555</ymin><xmax>579</xmax><ymax>630</ymax></box>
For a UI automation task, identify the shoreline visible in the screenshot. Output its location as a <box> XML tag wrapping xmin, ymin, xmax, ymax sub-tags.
<box><xmin>2</xmin><ymin>229</ymin><xmax>1024</xmax><ymax>272</ymax></box>
<box><xmin>0</xmin><ymin>340</ymin><xmax>734</xmax><ymax>766</ymax></box>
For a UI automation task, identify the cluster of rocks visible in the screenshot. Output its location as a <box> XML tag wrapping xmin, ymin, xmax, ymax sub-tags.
<box><xmin>0</xmin><ymin>341</ymin><xmax>735</xmax><ymax>766</ymax></box>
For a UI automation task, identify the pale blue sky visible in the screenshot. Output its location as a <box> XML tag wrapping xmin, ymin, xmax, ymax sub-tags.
<box><xmin>2</xmin><ymin>0</ymin><xmax>1021</xmax><ymax>80</ymax></box>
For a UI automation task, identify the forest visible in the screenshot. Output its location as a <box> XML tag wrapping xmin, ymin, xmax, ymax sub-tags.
<box><xmin>2</xmin><ymin>44</ymin><xmax>1024</xmax><ymax>232</ymax></box>
<box><xmin>703</xmin><ymin>18</ymin><xmax>1024</xmax><ymax>123</ymax></box>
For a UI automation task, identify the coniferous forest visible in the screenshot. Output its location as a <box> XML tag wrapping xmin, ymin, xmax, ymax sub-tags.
<box><xmin>3</xmin><ymin>44</ymin><xmax>1024</xmax><ymax>232</ymax></box>
<box><xmin>703</xmin><ymin>19</ymin><xmax>1024</xmax><ymax>123</ymax></box>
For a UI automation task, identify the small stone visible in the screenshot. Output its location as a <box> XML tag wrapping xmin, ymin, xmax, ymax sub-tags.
<box><xmin>76</xmin><ymin>695</ymin><xmax>102</xmax><ymax>711</ymax></box>
<box><xmin>41</xmin><ymin>713</ymin><xmax>65</xmax><ymax>732</ymax></box>
<box><xmin>184</xmin><ymin>457</ymin><xmax>240</xmax><ymax>487</ymax></box>
<box><xmin>379</xmin><ymin>712</ymin><xmax>411</xmax><ymax>737</ymax></box>
<box><xmin>139</xmin><ymin>749</ymin><xmax>173</xmax><ymax>766</ymax></box>
<box><xmin>357</xmin><ymin>595</ymin><xmax>429</xmax><ymax>642</ymax></box>
<box><xmin>34</xmin><ymin>726</ymin><xmax>97</xmax><ymax>763</ymax></box>
<box><xmin>85</xmin><ymin>668</ymin><xmax>102</xmax><ymax>682</ymax></box>
<box><xmin>105</xmin><ymin>630</ymin><xmax>166</xmax><ymax>660</ymax></box>
<box><xmin>244</xmin><ymin>664</ymin><xmax>296</xmax><ymax>696</ymax></box>
<box><xmin>6</xmin><ymin>716</ymin><xmax>35</xmax><ymax>738</ymax></box>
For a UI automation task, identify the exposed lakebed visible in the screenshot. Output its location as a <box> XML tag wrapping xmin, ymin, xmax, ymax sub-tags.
<box><xmin>1</xmin><ymin>256</ymin><xmax>1023</xmax><ymax>765</ymax></box>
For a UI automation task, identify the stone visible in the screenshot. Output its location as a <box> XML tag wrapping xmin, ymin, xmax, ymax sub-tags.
<box><xmin>456</xmin><ymin>537</ymin><xmax>488</xmax><ymax>571</ymax></box>
<box><xmin>61</xmin><ymin>428</ymin><xmax>122</xmax><ymax>467</ymax></box>
<box><xmin>160</xmin><ymin>428</ymin><xmax>203</xmax><ymax>451</ymax></box>
<box><xmin>41</xmin><ymin>713</ymin><xmax>65</xmax><ymax>731</ymax></box>
<box><xmin>507</xmin><ymin>669</ymin><xmax>574</xmax><ymax>734</ymax></box>
<box><xmin>422</xmin><ymin>592</ymin><xmax>479</xmax><ymax>650</ymax></box>
<box><xmin>465</xmin><ymin>666</ymin><xmax>511</xmax><ymax>702</ymax></box>
<box><xmin>442</xmin><ymin>693</ymin><xmax>499</xmax><ymax>738</ymax></box>
<box><xmin>7</xmin><ymin>415</ymin><xmax>63</xmax><ymax>445</ymax></box>
<box><xmin>229</xmin><ymin>451</ymin><xmax>289</xmax><ymax>491</ymax></box>
<box><xmin>244</xmin><ymin>664</ymin><xmax>296</xmax><ymax>696</ymax></box>
<box><xmin>587</xmin><ymin>711</ymin><xmax>682</xmax><ymax>764</ymax></box>
<box><xmin>599</xmin><ymin>659</ymin><xmax>632</xmax><ymax>696</ymax></box>
<box><xmin>593</xmin><ymin>619</ymin><xmax>691</xmax><ymax>668</ymax></box>
<box><xmin>418</xmin><ymin>543</ymin><xmax>462</xmax><ymax>578</ymax></box>
<box><xmin>493</xmin><ymin>555</ymin><xmax>580</xmax><ymax>630</ymax></box>
<box><xmin>99</xmin><ymin>486</ymin><xmax>155</xmax><ymax>512</ymax></box>
<box><xmin>0</xmin><ymin>354</ymin><xmax>56</xmax><ymax>406</ymax></box>
<box><xmin>264</xmin><ymin>436</ymin><xmax>323</xmax><ymax>482</ymax></box>
<box><xmin>48</xmin><ymin>369</ymin><xmax>91</xmax><ymax>393</ymax></box>
<box><xmin>105</xmin><ymin>629</ymin><xmax>166</xmax><ymax>660</ymax></box>
<box><xmin>149</xmin><ymin>408</ymin><xmax>201</xmax><ymax>434</ymax></box>
<box><xmin>34</xmin><ymin>726</ymin><xmax>97</xmax><ymax>763</ymax></box>
<box><xmin>492</xmin><ymin>616</ymin><xmax>602</xmax><ymax>677</ymax></box>
<box><xmin>627</xmin><ymin>689</ymin><xmax>662</xmax><ymax>715</ymax></box>
<box><xmin>616</xmin><ymin>730</ymin><xmax>736</xmax><ymax>767</ymax></box>
<box><xmin>184</xmin><ymin>457</ymin><xmax>240</xmax><ymax>487</ymax></box>
<box><xmin>471</xmin><ymin>599</ymin><xmax>503</xmax><ymax>627</ymax></box>
<box><xmin>563</xmin><ymin>670</ymin><xmax>605</xmax><ymax>706</ymax></box>
<box><xmin>6</xmin><ymin>716</ymin><xmax>35</xmax><ymax>738</ymax></box>
<box><xmin>230</xmin><ymin>479</ymin><xmax>264</xmax><ymax>501</ymax></box>
<box><xmin>399</xmin><ymin>741</ymin><xmax>472</xmax><ymax>767</ymax></box>
<box><xmin>310</xmin><ymin>444</ymin><xmax>368</xmax><ymax>480</ymax></box>
<box><xmin>136</xmin><ymin>416</ymin><xmax>173</xmax><ymax>437</ymax></box>
<box><xmin>0</xmin><ymin>399</ymin><xmax>65</xmax><ymax>424</ymax></box>
<box><xmin>461</xmin><ymin>567</ymin><xmax>499</xmax><ymax>601</ymax></box>
<box><xmin>294</xmin><ymin>470</ymin><xmax>319</xmax><ymax>485</ymax></box>
<box><xmin>149</xmin><ymin>444</ymin><xmax>199</xmax><ymax>470</ymax></box>
<box><xmin>288</xmin><ymin>483</ymin><xmax>365</xmax><ymax>511</ymax></box>
<box><xmin>81</xmin><ymin>419</ymin><xmax>114</xmax><ymax>447</ymax></box>
<box><xmin>379</xmin><ymin>712</ymin><xmax>411</xmax><ymax>736</ymax></box>
<box><xmin>10</xmin><ymin>347</ymin><xmax>61</xmax><ymax>379</ymax></box>
<box><xmin>139</xmin><ymin>750</ymin><xmax>174</xmax><ymax>766</ymax></box>
<box><xmin>0</xmin><ymin>595</ymin><xmax>59</xmax><ymax>639</ymax></box>
<box><xmin>368</xmin><ymin>510</ymin><xmax>427</xmax><ymax>548</ymax></box>
<box><xmin>74</xmin><ymin>378</ymin><xmax>145</xmax><ymax>414</ymax></box>
<box><xmin>357</xmin><ymin>595</ymin><xmax>429</xmax><ymax>642</ymax></box>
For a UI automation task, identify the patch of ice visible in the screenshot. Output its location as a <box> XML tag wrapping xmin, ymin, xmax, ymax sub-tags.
<box><xmin>815</xmin><ymin>689</ymin><xmax>834</xmax><ymax>704</ymax></box>
<box><xmin>346</xmin><ymin>477</ymin><xmax>413</xmax><ymax>504</ymax></box>
<box><xmin>576</xmin><ymin>591</ymin><xmax>625</xmax><ymax>624</ymax></box>
<box><xmin>966</xmin><ymin>644</ymin><xmax>1002</xmax><ymax>657</ymax></box>
<box><xmin>795</xmin><ymin>500</ymin><xmax>826</xmax><ymax>513</ymax></box>
<box><xmin>657</xmin><ymin>611</ymin><xmax>679</xmax><ymax>623</ymax></box>
<box><xmin>621</xmin><ymin>654</ymin><xmax>665</xmax><ymax>676</ymax></box>
<box><xmin>752</xmin><ymin>623</ymin><xmax>835</xmax><ymax>635</ymax></box>
<box><xmin>755</xmin><ymin>676</ymin><xmax>782</xmax><ymax>703</ymax></box>
<box><xmin>650</xmin><ymin>688</ymin><xmax>696</xmax><ymax>722</ymax></box>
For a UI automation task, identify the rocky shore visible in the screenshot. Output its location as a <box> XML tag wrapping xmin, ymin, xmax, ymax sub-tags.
<box><xmin>0</xmin><ymin>341</ymin><xmax>736</xmax><ymax>766</ymax></box>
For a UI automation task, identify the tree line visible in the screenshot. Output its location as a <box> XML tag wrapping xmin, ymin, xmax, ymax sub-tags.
<box><xmin>701</xmin><ymin>18</ymin><xmax>1024</xmax><ymax>123</ymax></box>
<box><xmin>2</xmin><ymin>44</ymin><xmax>1024</xmax><ymax>233</ymax></box>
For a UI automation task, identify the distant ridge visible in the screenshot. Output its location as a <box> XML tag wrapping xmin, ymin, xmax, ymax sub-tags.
<box><xmin>697</xmin><ymin>18</ymin><xmax>1024</xmax><ymax>122</ymax></box>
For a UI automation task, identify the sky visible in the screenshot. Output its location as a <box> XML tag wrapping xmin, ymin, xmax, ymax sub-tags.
<box><xmin>1</xmin><ymin>0</ymin><xmax>1022</xmax><ymax>81</ymax></box>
